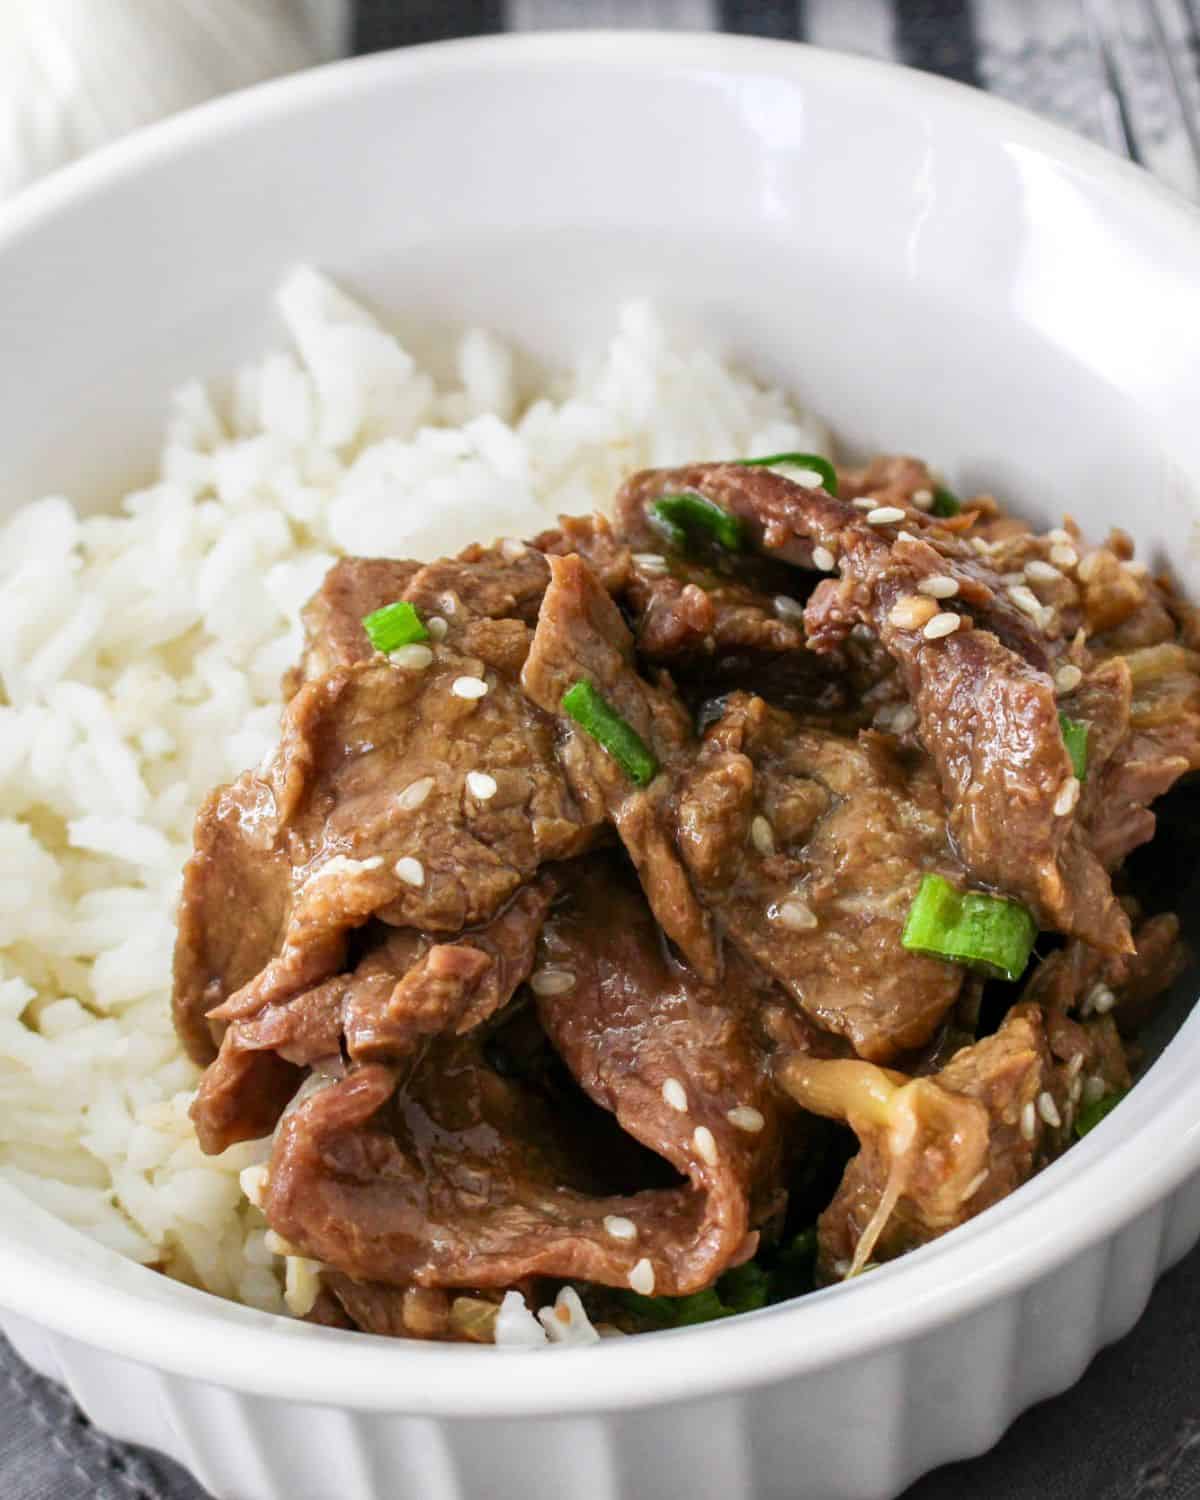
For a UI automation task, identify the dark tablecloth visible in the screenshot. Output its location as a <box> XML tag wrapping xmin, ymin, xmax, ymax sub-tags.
<box><xmin>4</xmin><ymin>3</ymin><xmax>1200</xmax><ymax>1497</ymax></box>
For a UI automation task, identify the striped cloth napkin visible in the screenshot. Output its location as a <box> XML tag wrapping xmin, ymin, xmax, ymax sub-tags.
<box><xmin>4</xmin><ymin>4</ymin><xmax>1200</xmax><ymax>1500</ymax></box>
<box><xmin>354</xmin><ymin>0</ymin><xmax>1200</xmax><ymax>198</ymax></box>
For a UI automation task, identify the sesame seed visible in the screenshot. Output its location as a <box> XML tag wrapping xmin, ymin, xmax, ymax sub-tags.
<box><xmin>773</xmin><ymin>464</ymin><xmax>823</xmax><ymax>487</ymax></box>
<box><xmin>394</xmin><ymin>856</ymin><xmax>425</xmax><ymax>888</ymax></box>
<box><xmin>774</xmin><ymin>595</ymin><xmax>806</xmax><ymax>622</ymax></box>
<box><xmin>628</xmin><ymin>1259</ymin><xmax>655</xmax><ymax>1295</ymax></box>
<box><xmin>1067</xmin><ymin>1052</ymin><xmax>1085</xmax><ymax>1080</ymax></box>
<box><xmin>853</xmin><ymin>497</ymin><xmax>877</xmax><ymax>511</ymax></box>
<box><xmin>812</xmin><ymin>545</ymin><xmax>836</xmax><ymax>572</ymax></box>
<box><xmin>877</xmin><ymin>703</ymin><xmax>918</xmax><ymax>735</ymax></box>
<box><xmin>775</xmin><ymin>898</ymin><xmax>819</xmax><ymax>931</ymax></box>
<box><xmin>1008</xmin><ymin>585</ymin><xmax>1044</xmax><ymax>619</ymax></box>
<box><xmin>1026</xmin><ymin>559</ymin><xmax>1062</xmax><ymax>583</ymax></box>
<box><xmin>530</xmin><ymin>968</ymin><xmax>576</xmax><ymax>997</ymax></box>
<box><xmin>727</xmin><ymin>1105</ymin><xmax>766</xmax><ymax>1134</ymax></box>
<box><xmin>692</xmin><ymin>1126</ymin><xmax>719</xmax><ymax>1165</ymax></box>
<box><xmin>439</xmin><ymin>592</ymin><xmax>458</xmax><ymax>615</ymax></box>
<box><xmin>923</xmin><ymin>611</ymin><xmax>962</xmax><ymax>640</ymax></box>
<box><xmin>1038</xmin><ymin>1091</ymin><xmax>1062</xmax><ymax>1128</ymax></box>
<box><xmin>1001</xmin><ymin>572</ymin><xmax>1028</xmax><ymax>587</ymax></box>
<box><xmin>391</xmin><ymin>644</ymin><xmax>433</xmax><ymax>670</ymax></box>
<box><xmin>1050</xmin><ymin>544</ymin><xmax>1078</xmax><ymax>569</ymax></box>
<box><xmin>466</xmin><ymin>770</ymin><xmax>498</xmax><ymax>800</ymax></box>
<box><xmin>911</xmin><ymin>488</ymin><xmax>934</xmax><ymax>511</ymax></box>
<box><xmin>1077</xmin><ymin>553</ymin><xmax>1104</xmax><ymax>584</ymax></box>
<box><xmin>750</xmin><ymin>815</ymin><xmax>775</xmax><ymax>856</ymax></box>
<box><xmin>867</xmin><ymin>506</ymin><xmax>906</xmax><ymax>525</ymax></box>
<box><xmin>452</xmin><ymin>676</ymin><xmax>489</xmax><ymax>700</ymax></box>
<box><xmin>889</xmin><ymin>594</ymin><xmax>939</xmax><ymax>630</ymax></box>
<box><xmin>662</xmin><ymin>1078</ymin><xmax>688</xmax><ymax>1113</ymax></box>
<box><xmin>1083</xmin><ymin>1076</ymin><xmax>1106</xmax><ymax>1103</ymax></box>
<box><xmin>604</xmin><ymin>1215</ymin><xmax>638</xmax><ymax>1242</ymax></box>
<box><xmin>1081</xmin><ymin>982</ymin><xmax>1114</xmax><ymax>1018</ymax></box>
<box><xmin>1020</xmin><ymin>1101</ymin><xmax>1037</xmax><ymax>1142</ymax></box>
<box><xmin>1069</xmin><ymin>1076</ymin><xmax>1083</xmax><ymax>1104</ymax></box>
<box><xmin>918</xmin><ymin>575</ymin><xmax>959</xmax><ymax>599</ymax></box>
<box><xmin>500</xmin><ymin>537</ymin><xmax>527</xmax><ymax>560</ymax></box>
<box><xmin>633</xmin><ymin>552</ymin><xmax>668</xmax><ymax>574</ymax></box>
<box><xmin>971</xmin><ymin>537</ymin><xmax>991</xmax><ymax>556</ymax></box>
<box><xmin>427</xmin><ymin>616</ymin><xmax>449</xmax><ymax>641</ymax></box>
<box><xmin>962</xmin><ymin>1168</ymin><xmax>988</xmax><ymax>1201</ymax></box>
<box><xmin>898</xmin><ymin>530</ymin><xmax>920</xmax><ymax>544</ymax></box>
<box><xmin>397</xmin><ymin>776</ymin><xmax>435</xmax><ymax>811</ymax></box>
<box><xmin>1048</xmin><ymin>528</ymin><xmax>1072</xmax><ymax>545</ymax></box>
<box><xmin>1054</xmin><ymin>664</ymin><xmax>1082</xmax><ymax>695</ymax></box>
<box><xmin>1054</xmin><ymin>777</ymin><xmax>1081</xmax><ymax>816</ymax></box>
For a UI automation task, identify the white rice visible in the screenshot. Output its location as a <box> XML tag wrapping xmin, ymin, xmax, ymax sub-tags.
<box><xmin>0</xmin><ymin>267</ymin><xmax>828</xmax><ymax>1325</ymax></box>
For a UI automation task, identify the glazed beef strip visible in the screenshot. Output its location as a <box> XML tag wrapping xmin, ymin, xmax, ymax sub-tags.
<box><xmin>173</xmin><ymin>647</ymin><xmax>597</xmax><ymax>1062</ymax></box>
<box><xmin>293</xmin><ymin>542</ymin><xmax>551</xmax><ymax>691</ymax></box>
<box><xmin>676</xmin><ymin>691</ymin><xmax>963</xmax><ymax>1061</ymax></box>
<box><xmin>521</xmin><ymin>552</ymin><xmax>721</xmax><ymax>980</ymax></box>
<box><xmin>617</xmin><ymin>462</ymin><xmax>1131</xmax><ymax>954</ymax></box>
<box><xmin>191</xmin><ymin>881</ymin><xmax>555</xmax><ymax>1154</ymax></box>
<box><xmin>262</xmin><ymin>861</ymin><xmax>782</xmax><ymax>1296</ymax></box>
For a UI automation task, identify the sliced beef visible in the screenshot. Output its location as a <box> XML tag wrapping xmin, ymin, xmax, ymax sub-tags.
<box><xmin>521</xmin><ymin>552</ymin><xmax>720</xmax><ymax>979</ymax></box>
<box><xmin>618</xmin><ymin>461</ymin><xmax>1130</xmax><ymax>953</ymax></box>
<box><xmin>295</xmin><ymin>544</ymin><xmax>551</xmax><ymax>690</ymax></box>
<box><xmin>292</xmin><ymin>558</ymin><xmax>419</xmax><ymax>689</ymax></box>
<box><xmin>172</xmin><ymin>776</ymin><xmax>294</xmax><ymax>1064</ymax></box>
<box><xmin>262</xmin><ymin>862</ymin><xmax>782</xmax><ymax>1297</ymax></box>
<box><xmin>172</xmin><ymin>650</ymin><xmax>596</xmax><ymax>1064</ymax></box>
<box><xmin>779</xmin><ymin>1003</ymin><xmax>1071</xmax><ymax>1280</ymax></box>
<box><xmin>190</xmin><ymin>882</ymin><xmax>553</xmax><ymax>1154</ymax></box>
<box><xmin>676</xmin><ymin>692</ymin><xmax>962</xmax><ymax>1061</ymax></box>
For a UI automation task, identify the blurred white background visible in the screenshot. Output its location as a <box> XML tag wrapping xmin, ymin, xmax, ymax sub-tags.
<box><xmin>0</xmin><ymin>0</ymin><xmax>349</xmax><ymax>201</ymax></box>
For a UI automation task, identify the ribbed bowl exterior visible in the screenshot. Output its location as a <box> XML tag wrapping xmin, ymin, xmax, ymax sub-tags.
<box><xmin>6</xmin><ymin>1168</ymin><xmax>1199</xmax><ymax>1500</ymax></box>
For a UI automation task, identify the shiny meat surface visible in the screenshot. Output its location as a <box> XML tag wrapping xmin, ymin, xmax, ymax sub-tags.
<box><xmin>619</xmin><ymin>462</ymin><xmax>1130</xmax><ymax>953</ymax></box>
<box><xmin>521</xmin><ymin>553</ymin><xmax>720</xmax><ymax>980</ymax></box>
<box><xmin>171</xmin><ymin>448</ymin><xmax>1196</xmax><ymax>1341</ymax></box>
<box><xmin>679</xmin><ymin>693</ymin><xmax>963</xmax><ymax>1061</ymax></box>
<box><xmin>263</xmin><ymin>862</ymin><xmax>782</xmax><ymax>1295</ymax></box>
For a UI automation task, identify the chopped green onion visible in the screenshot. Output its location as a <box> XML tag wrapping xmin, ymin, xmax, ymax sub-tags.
<box><xmin>901</xmin><ymin>874</ymin><xmax>1037</xmax><ymax>982</ymax></box>
<box><xmin>1074</xmin><ymin>1087</ymin><xmax>1127</xmax><ymax>1139</ymax></box>
<box><xmin>561</xmin><ymin>679</ymin><xmax>659</xmax><ymax>786</ymax></box>
<box><xmin>648</xmin><ymin>493</ymin><xmax>745</xmax><ymax>553</ymax></box>
<box><xmin>362</xmin><ymin>600</ymin><xmax>428</xmax><ymax>653</ymax></box>
<box><xmin>931</xmin><ymin>485</ymin><xmax>961</xmax><ymax>517</ymax></box>
<box><xmin>741</xmin><ymin>452</ymin><xmax>839</xmax><ymax>497</ymax></box>
<box><xmin>1058</xmin><ymin>713</ymin><xmax>1089</xmax><ymax>781</ymax></box>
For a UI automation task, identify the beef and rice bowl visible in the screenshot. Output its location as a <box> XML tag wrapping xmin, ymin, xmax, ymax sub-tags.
<box><xmin>173</xmin><ymin>448</ymin><xmax>1200</xmax><ymax>1344</ymax></box>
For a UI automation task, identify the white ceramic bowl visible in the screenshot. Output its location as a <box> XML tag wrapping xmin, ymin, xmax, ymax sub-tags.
<box><xmin>2</xmin><ymin>32</ymin><xmax>1199</xmax><ymax>1500</ymax></box>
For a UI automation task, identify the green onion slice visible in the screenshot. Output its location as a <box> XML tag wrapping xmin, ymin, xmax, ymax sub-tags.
<box><xmin>901</xmin><ymin>873</ymin><xmax>1037</xmax><ymax>982</ymax></box>
<box><xmin>931</xmin><ymin>485</ymin><xmax>961</xmax><ymax>517</ymax></box>
<box><xmin>741</xmin><ymin>452</ymin><xmax>839</xmax><ymax>496</ymax></box>
<box><xmin>561</xmin><ymin>679</ymin><xmax>659</xmax><ymax>786</ymax></box>
<box><xmin>362</xmin><ymin>600</ymin><xmax>428</xmax><ymax>653</ymax></box>
<box><xmin>648</xmin><ymin>492</ymin><xmax>744</xmax><ymax>553</ymax></box>
<box><xmin>1074</xmin><ymin>1087</ymin><xmax>1127</xmax><ymax>1139</ymax></box>
<box><xmin>1058</xmin><ymin>713</ymin><xmax>1089</xmax><ymax>781</ymax></box>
